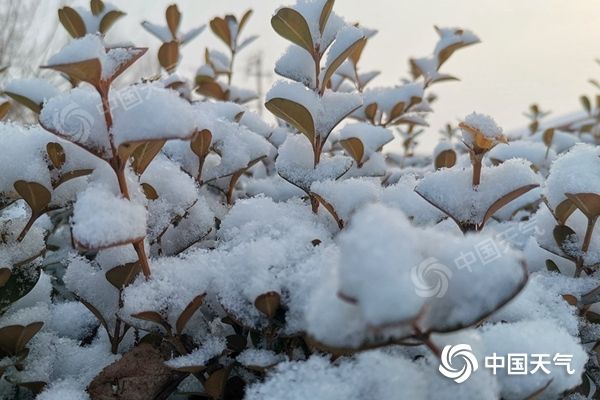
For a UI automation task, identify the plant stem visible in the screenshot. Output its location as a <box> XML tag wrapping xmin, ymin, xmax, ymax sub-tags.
<box><xmin>99</xmin><ymin>84</ymin><xmax>152</xmax><ymax>279</ymax></box>
<box><xmin>576</xmin><ymin>216</ymin><xmax>597</xmax><ymax>277</ymax></box>
<box><xmin>471</xmin><ymin>152</ymin><xmax>482</xmax><ymax>187</ymax></box>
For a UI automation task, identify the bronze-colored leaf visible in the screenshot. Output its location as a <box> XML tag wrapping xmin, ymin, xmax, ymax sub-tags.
<box><xmin>197</xmin><ymin>82</ymin><xmax>228</xmax><ymax>101</ymax></box>
<box><xmin>90</xmin><ymin>0</ymin><xmax>104</xmax><ymax>16</ymax></box>
<box><xmin>0</xmin><ymin>269</ymin><xmax>10</xmax><ymax>288</ymax></box>
<box><xmin>565</xmin><ymin>193</ymin><xmax>600</xmax><ymax>219</ymax></box>
<box><xmin>321</xmin><ymin>37</ymin><xmax>366</xmax><ymax>91</ymax></box>
<box><xmin>555</xmin><ymin>198</ymin><xmax>577</xmax><ymax>225</ymax></box>
<box><xmin>238</xmin><ymin>9</ymin><xmax>253</xmax><ymax>33</ymax></box>
<box><xmin>190</xmin><ymin>129</ymin><xmax>212</xmax><ymax>159</ymax></box>
<box><xmin>46</xmin><ymin>142</ymin><xmax>66</xmax><ymax>169</ymax></box>
<box><xmin>0</xmin><ymin>322</ymin><xmax>43</xmax><ymax>357</ymax></box>
<box><xmin>58</xmin><ymin>7</ymin><xmax>86</xmax><ymax>38</ymax></box>
<box><xmin>350</xmin><ymin>37</ymin><xmax>368</xmax><ymax>65</ymax></box>
<box><xmin>545</xmin><ymin>259</ymin><xmax>560</xmax><ymax>273</ymax></box>
<box><xmin>254</xmin><ymin>291</ymin><xmax>281</xmax><ymax>318</ymax></box>
<box><xmin>340</xmin><ymin>137</ymin><xmax>364</xmax><ymax>166</ymax></box>
<box><xmin>176</xmin><ymin>293</ymin><xmax>206</xmax><ymax>335</ymax></box>
<box><xmin>0</xmin><ymin>101</ymin><xmax>9</xmax><ymax>120</ymax></box>
<box><xmin>437</xmin><ymin>39</ymin><xmax>478</xmax><ymax>68</ymax></box>
<box><xmin>271</xmin><ymin>8</ymin><xmax>314</xmax><ymax>54</ymax></box>
<box><xmin>107</xmin><ymin>47</ymin><xmax>146</xmax><ymax>81</ymax></box>
<box><xmin>88</xmin><ymin>343</ymin><xmax>186</xmax><ymax>399</ymax></box>
<box><xmin>553</xmin><ymin>224</ymin><xmax>577</xmax><ymax>256</ymax></box>
<box><xmin>364</xmin><ymin>103</ymin><xmax>377</xmax><ymax>123</ymax></box>
<box><xmin>319</xmin><ymin>0</ymin><xmax>335</xmax><ymax>34</ymax></box>
<box><xmin>562</xmin><ymin>294</ymin><xmax>577</xmax><ymax>306</ymax></box>
<box><xmin>79</xmin><ymin>298</ymin><xmax>110</xmax><ymax>335</ymax></box>
<box><xmin>389</xmin><ymin>101</ymin><xmax>405</xmax><ymax>122</ymax></box>
<box><xmin>117</xmin><ymin>142</ymin><xmax>141</xmax><ymax>161</ymax></box>
<box><xmin>210</xmin><ymin>17</ymin><xmax>232</xmax><ymax>48</ymax></box>
<box><xmin>581</xmin><ymin>95</ymin><xmax>592</xmax><ymax>114</ymax></box>
<box><xmin>165</xmin><ymin>4</ymin><xmax>181</xmax><ymax>39</ymax></box>
<box><xmin>434</xmin><ymin>149</ymin><xmax>457</xmax><ymax>170</ymax></box>
<box><xmin>131</xmin><ymin>140</ymin><xmax>166</xmax><ymax>175</ymax></box>
<box><xmin>3</xmin><ymin>92</ymin><xmax>41</xmax><ymax>114</ymax></box>
<box><xmin>265</xmin><ymin>98</ymin><xmax>315</xmax><ymax>144</ymax></box>
<box><xmin>43</xmin><ymin>58</ymin><xmax>102</xmax><ymax>88</ymax></box>
<box><xmin>203</xmin><ymin>367</ymin><xmax>230</xmax><ymax>399</ymax></box>
<box><xmin>99</xmin><ymin>10</ymin><xmax>126</xmax><ymax>34</ymax></box>
<box><xmin>132</xmin><ymin>311</ymin><xmax>172</xmax><ymax>333</ymax></box>
<box><xmin>52</xmin><ymin>169</ymin><xmax>93</xmax><ymax>189</ymax></box>
<box><xmin>311</xmin><ymin>192</ymin><xmax>344</xmax><ymax>229</ymax></box>
<box><xmin>226</xmin><ymin>156</ymin><xmax>266</xmax><ymax>205</ymax></box>
<box><xmin>542</xmin><ymin>128</ymin><xmax>554</xmax><ymax>146</ymax></box>
<box><xmin>105</xmin><ymin>262</ymin><xmax>141</xmax><ymax>289</ymax></box>
<box><xmin>141</xmin><ymin>183</ymin><xmax>159</xmax><ymax>200</ymax></box>
<box><xmin>14</xmin><ymin>181</ymin><xmax>51</xmax><ymax>217</ymax></box>
<box><xmin>158</xmin><ymin>41</ymin><xmax>179</xmax><ymax>73</ymax></box>
<box><xmin>479</xmin><ymin>184</ymin><xmax>539</xmax><ymax>228</ymax></box>
<box><xmin>17</xmin><ymin>381</ymin><xmax>46</xmax><ymax>395</ymax></box>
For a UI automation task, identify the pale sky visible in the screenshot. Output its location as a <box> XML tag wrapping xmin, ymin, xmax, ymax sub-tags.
<box><xmin>86</xmin><ymin>1</ymin><xmax>600</xmax><ymax>151</ymax></box>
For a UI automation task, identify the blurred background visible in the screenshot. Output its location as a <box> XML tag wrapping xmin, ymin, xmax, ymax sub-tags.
<box><xmin>3</xmin><ymin>0</ymin><xmax>600</xmax><ymax>152</ymax></box>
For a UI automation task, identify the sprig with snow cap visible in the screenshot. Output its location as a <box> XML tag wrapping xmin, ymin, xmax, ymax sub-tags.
<box><xmin>141</xmin><ymin>4</ymin><xmax>206</xmax><ymax>73</ymax></box>
<box><xmin>195</xmin><ymin>9</ymin><xmax>258</xmax><ymax>104</ymax></box>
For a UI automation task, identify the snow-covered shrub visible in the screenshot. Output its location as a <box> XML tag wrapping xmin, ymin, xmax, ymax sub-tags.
<box><xmin>0</xmin><ymin>0</ymin><xmax>598</xmax><ymax>399</ymax></box>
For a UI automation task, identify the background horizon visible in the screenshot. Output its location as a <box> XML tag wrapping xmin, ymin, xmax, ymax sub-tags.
<box><xmin>14</xmin><ymin>0</ymin><xmax>600</xmax><ymax>152</ymax></box>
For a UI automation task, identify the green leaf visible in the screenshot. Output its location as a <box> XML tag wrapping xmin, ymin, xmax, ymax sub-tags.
<box><xmin>0</xmin><ymin>264</ymin><xmax>41</xmax><ymax>314</ymax></box>
<box><xmin>581</xmin><ymin>95</ymin><xmax>592</xmax><ymax>114</ymax></box>
<box><xmin>545</xmin><ymin>259</ymin><xmax>560</xmax><ymax>273</ymax></box>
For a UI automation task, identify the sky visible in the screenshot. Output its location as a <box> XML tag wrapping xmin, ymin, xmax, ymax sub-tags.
<box><xmin>88</xmin><ymin>1</ymin><xmax>600</xmax><ymax>151</ymax></box>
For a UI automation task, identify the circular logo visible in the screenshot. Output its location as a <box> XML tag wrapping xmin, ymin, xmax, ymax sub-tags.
<box><xmin>438</xmin><ymin>344</ymin><xmax>479</xmax><ymax>383</ymax></box>
<box><xmin>411</xmin><ymin>257</ymin><xmax>453</xmax><ymax>298</ymax></box>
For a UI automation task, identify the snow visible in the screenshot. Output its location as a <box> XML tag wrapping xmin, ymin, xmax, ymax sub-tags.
<box><xmin>462</xmin><ymin>112</ymin><xmax>503</xmax><ymax>141</ymax></box>
<box><xmin>4</xmin><ymin>78</ymin><xmax>59</xmax><ymax>106</ymax></box>
<box><xmin>275</xmin><ymin>45</ymin><xmax>315</xmax><ymax>88</ymax></box>
<box><xmin>112</xmin><ymin>84</ymin><xmax>198</xmax><ymax>146</ymax></box>
<box><xmin>237</xmin><ymin>349</ymin><xmax>286</xmax><ymax>368</ymax></box>
<box><xmin>290</xmin><ymin>0</ymin><xmax>346</xmax><ymax>50</ymax></box>
<box><xmin>276</xmin><ymin>134</ymin><xmax>353</xmax><ymax>191</ymax></box>
<box><xmin>337</xmin><ymin>122</ymin><xmax>394</xmax><ymax>153</ymax></box>
<box><xmin>544</xmin><ymin>143</ymin><xmax>600</xmax><ymax>209</ymax></box>
<box><xmin>47</xmin><ymin>35</ymin><xmax>145</xmax><ymax>80</ymax></box>
<box><xmin>266</xmin><ymin>80</ymin><xmax>362</xmax><ymax>137</ymax></box>
<box><xmin>71</xmin><ymin>185</ymin><xmax>147</xmax><ymax>249</ymax></box>
<box><xmin>354</xmin><ymin>83</ymin><xmax>424</xmax><ymax>121</ymax></box>
<box><xmin>416</xmin><ymin>159</ymin><xmax>542</xmax><ymax>226</ymax></box>
<box><xmin>166</xmin><ymin>337</ymin><xmax>225</xmax><ymax>369</ymax></box>
<box><xmin>0</xmin><ymin>2</ymin><xmax>596</xmax><ymax>398</ymax></box>
<box><xmin>323</xmin><ymin>26</ymin><xmax>365</xmax><ymax>73</ymax></box>
<box><xmin>39</xmin><ymin>86</ymin><xmax>110</xmax><ymax>157</ymax></box>
<box><xmin>0</xmin><ymin>123</ymin><xmax>53</xmax><ymax>193</ymax></box>
<box><xmin>246</xmin><ymin>352</ymin><xmax>426</xmax><ymax>400</ymax></box>
<box><xmin>481</xmin><ymin>320</ymin><xmax>587</xmax><ymax>399</ymax></box>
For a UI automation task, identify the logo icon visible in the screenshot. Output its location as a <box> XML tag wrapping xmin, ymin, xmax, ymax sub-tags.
<box><xmin>439</xmin><ymin>344</ymin><xmax>479</xmax><ymax>383</ymax></box>
<box><xmin>411</xmin><ymin>257</ymin><xmax>453</xmax><ymax>298</ymax></box>
<box><xmin>53</xmin><ymin>102</ymin><xmax>94</xmax><ymax>143</ymax></box>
